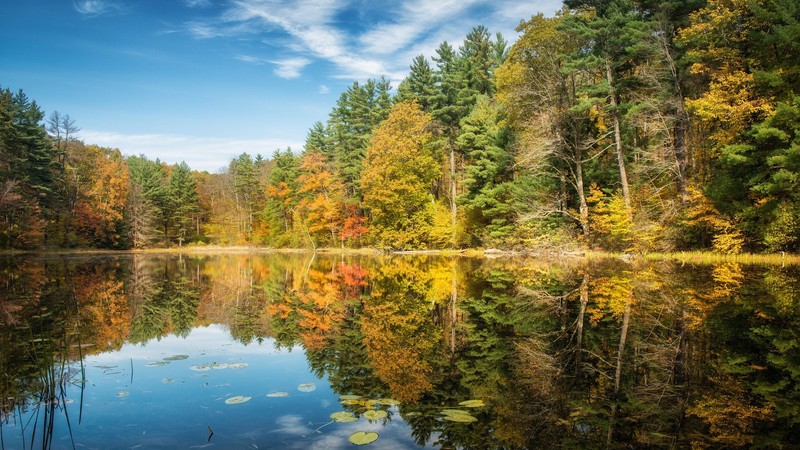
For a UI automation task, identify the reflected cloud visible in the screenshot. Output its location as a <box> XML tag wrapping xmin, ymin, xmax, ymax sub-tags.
<box><xmin>74</xmin><ymin>0</ymin><xmax>128</xmax><ymax>17</ymax></box>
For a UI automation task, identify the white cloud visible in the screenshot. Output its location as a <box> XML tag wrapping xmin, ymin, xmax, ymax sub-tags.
<box><xmin>80</xmin><ymin>130</ymin><xmax>303</xmax><ymax>172</ymax></box>
<box><xmin>183</xmin><ymin>0</ymin><xmax>563</xmax><ymax>84</ymax></box>
<box><xmin>270</xmin><ymin>57</ymin><xmax>311</xmax><ymax>79</ymax></box>
<box><xmin>184</xmin><ymin>0</ymin><xmax>212</xmax><ymax>7</ymax></box>
<box><xmin>73</xmin><ymin>0</ymin><xmax>127</xmax><ymax>17</ymax></box>
<box><xmin>318</xmin><ymin>84</ymin><xmax>330</xmax><ymax>94</ymax></box>
<box><xmin>358</xmin><ymin>0</ymin><xmax>483</xmax><ymax>55</ymax></box>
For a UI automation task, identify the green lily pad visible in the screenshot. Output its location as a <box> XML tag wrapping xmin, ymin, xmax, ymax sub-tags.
<box><xmin>441</xmin><ymin>409</ymin><xmax>470</xmax><ymax>416</ymax></box>
<box><xmin>374</xmin><ymin>398</ymin><xmax>400</xmax><ymax>406</ymax></box>
<box><xmin>224</xmin><ymin>395</ymin><xmax>252</xmax><ymax>405</ymax></box>
<box><xmin>442</xmin><ymin>413</ymin><xmax>477</xmax><ymax>423</ymax></box>
<box><xmin>116</xmin><ymin>392</ymin><xmax>129</xmax><ymax>398</ymax></box>
<box><xmin>266</xmin><ymin>392</ymin><xmax>289</xmax><ymax>398</ymax></box>
<box><xmin>330</xmin><ymin>411</ymin><xmax>358</xmax><ymax>423</ymax></box>
<box><xmin>340</xmin><ymin>399</ymin><xmax>362</xmax><ymax>405</ymax></box>
<box><xmin>163</xmin><ymin>355</ymin><xmax>189</xmax><ymax>361</ymax></box>
<box><xmin>458</xmin><ymin>399</ymin><xmax>485</xmax><ymax>408</ymax></box>
<box><xmin>349</xmin><ymin>431</ymin><xmax>379</xmax><ymax>445</ymax></box>
<box><xmin>146</xmin><ymin>361</ymin><xmax>168</xmax><ymax>367</ymax></box>
<box><xmin>210</xmin><ymin>363</ymin><xmax>229</xmax><ymax>369</ymax></box>
<box><xmin>339</xmin><ymin>394</ymin><xmax>362</xmax><ymax>401</ymax></box>
<box><xmin>228</xmin><ymin>363</ymin><xmax>248</xmax><ymax>369</ymax></box>
<box><xmin>297</xmin><ymin>383</ymin><xmax>316</xmax><ymax>392</ymax></box>
<box><xmin>363</xmin><ymin>409</ymin><xmax>388</xmax><ymax>420</ymax></box>
<box><xmin>190</xmin><ymin>364</ymin><xmax>210</xmax><ymax>371</ymax></box>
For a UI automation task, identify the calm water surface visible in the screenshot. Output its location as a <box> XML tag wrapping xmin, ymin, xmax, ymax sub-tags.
<box><xmin>1</xmin><ymin>253</ymin><xmax>799</xmax><ymax>449</ymax></box>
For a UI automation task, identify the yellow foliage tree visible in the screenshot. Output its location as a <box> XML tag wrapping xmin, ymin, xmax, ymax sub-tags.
<box><xmin>360</xmin><ymin>102</ymin><xmax>440</xmax><ymax>249</ymax></box>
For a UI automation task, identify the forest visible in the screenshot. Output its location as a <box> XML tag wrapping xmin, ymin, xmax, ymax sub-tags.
<box><xmin>1</xmin><ymin>0</ymin><xmax>799</xmax><ymax>253</ymax></box>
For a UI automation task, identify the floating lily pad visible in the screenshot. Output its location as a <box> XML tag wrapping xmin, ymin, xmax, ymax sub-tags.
<box><xmin>224</xmin><ymin>395</ymin><xmax>251</xmax><ymax>405</ymax></box>
<box><xmin>404</xmin><ymin>412</ymin><xmax>421</xmax><ymax>417</ymax></box>
<box><xmin>339</xmin><ymin>394</ymin><xmax>362</xmax><ymax>401</ymax></box>
<box><xmin>116</xmin><ymin>392</ymin><xmax>129</xmax><ymax>398</ymax></box>
<box><xmin>349</xmin><ymin>431</ymin><xmax>379</xmax><ymax>445</ymax></box>
<box><xmin>228</xmin><ymin>363</ymin><xmax>248</xmax><ymax>369</ymax></box>
<box><xmin>374</xmin><ymin>398</ymin><xmax>400</xmax><ymax>406</ymax></box>
<box><xmin>363</xmin><ymin>410</ymin><xmax>388</xmax><ymax>420</ymax></box>
<box><xmin>190</xmin><ymin>365</ymin><xmax>210</xmax><ymax>371</ymax></box>
<box><xmin>442</xmin><ymin>413</ymin><xmax>477</xmax><ymax>423</ymax></box>
<box><xmin>146</xmin><ymin>361</ymin><xmax>169</xmax><ymax>367</ymax></box>
<box><xmin>297</xmin><ymin>383</ymin><xmax>316</xmax><ymax>392</ymax></box>
<box><xmin>210</xmin><ymin>363</ymin><xmax>229</xmax><ymax>370</ymax></box>
<box><xmin>161</xmin><ymin>378</ymin><xmax>174</xmax><ymax>384</ymax></box>
<box><xmin>441</xmin><ymin>409</ymin><xmax>477</xmax><ymax>423</ymax></box>
<box><xmin>340</xmin><ymin>399</ymin><xmax>362</xmax><ymax>405</ymax></box>
<box><xmin>95</xmin><ymin>365</ymin><xmax>117</xmax><ymax>369</ymax></box>
<box><xmin>330</xmin><ymin>411</ymin><xmax>358</xmax><ymax>423</ymax></box>
<box><xmin>441</xmin><ymin>409</ymin><xmax>470</xmax><ymax>416</ymax></box>
<box><xmin>266</xmin><ymin>392</ymin><xmax>289</xmax><ymax>398</ymax></box>
<box><xmin>163</xmin><ymin>355</ymin><xmax>189</xmax><ymax>361</ymax></box>
<box><xmin>458</xmin><ymin>399</ymin><xmax>485</xmax><ymax>408</ymax></box>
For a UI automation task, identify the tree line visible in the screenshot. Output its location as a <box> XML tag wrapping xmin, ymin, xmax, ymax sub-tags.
<box><xmin>2</xmin><ymin>0</ymin><xmax>799</xmax><ymax>252</ymax></box>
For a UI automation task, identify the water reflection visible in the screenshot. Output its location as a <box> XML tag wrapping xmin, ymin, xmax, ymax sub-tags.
<box><xmin>1</xmin><ymin>254</ymin><xmax>799</xmax><ymax>448</ymax></box>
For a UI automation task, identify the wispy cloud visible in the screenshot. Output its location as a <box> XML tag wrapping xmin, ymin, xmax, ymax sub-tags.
<box><xmin>270</xmin><ymin>57</ymin><xmax>311</xmax><ymax>79</ymax></box>
<box><xmin>73</xmin><ymin>0</ymin><xmax>127</xmax><ymax>17</ymax></box>
<box><xmin>358</xmin><ymin>0</ymin><xmax>483</xmax><ymax>55</ymax></box>
<box><xmin>184</xmin><ymin>0</ymin><xmax>212</xmax><ymax>8</ymax></box>
<box><xmin>318</xmin><ymin>84</ymin><xmax>330</xmax><ymax>94</ymax></box>
<box><xmin>182</xmin><ymin>0</ymin><xmax>562</xmax><ymax>83</ymax></box>
<box><xmin>80</xmin><ymin>130</ymin><xmax>303</xmax><ymax>172</ymax></box>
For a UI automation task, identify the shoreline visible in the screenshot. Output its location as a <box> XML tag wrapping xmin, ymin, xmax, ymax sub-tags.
<box><xmin>1</xmin><ymin>246</ymin><xmax>799</xmax><ymax>265</ymax></box>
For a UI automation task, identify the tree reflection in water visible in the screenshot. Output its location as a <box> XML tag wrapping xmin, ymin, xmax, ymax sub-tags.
<box><xmin>1</xmin><ymin>253</ymin><xmax>799</xmax><ymax>448</ymax></box>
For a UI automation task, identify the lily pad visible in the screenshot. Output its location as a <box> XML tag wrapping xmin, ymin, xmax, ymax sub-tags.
<box><xmin>163</xmin><ymin>355</ymin><xmax>189</xmax><ymax>361</ymax></box>
<box><xmin>339</xmin><ymin>394</ymin><xmax>362</xmax><ymax>401</ymax></box>
<box><xmin>228</xmin><ymin>363</ymin><xmax>248</xmax><ymax>369</ymax></box>
<box><xmin>146</xmin><ymin>361</ymin><xmax>168</xmax><ymax>367</ymax></box>
<box><xmin>374</xmin><ymin>398</ymin><xmax>400</xmax><ymax>406</ymax></box>
<box><xmin>340</xmin><ymin>399</ymin><xmax>362</xmax><ymax>405</ymax></box>
<box><xmin>297</xmin><ymin>383</ymin><xmax>316</xmax><ymax>392</ymax></box>
<box><xmin>330</xmin><ymin>411</ymin><xmax>358</xmax><ymax>423</ymax></box>
<box><xmin>458</xmin><ymin>399</ymin><xmax>485</xmax><ymax>408</ymax></box>
<box><xmin>210</xmin><ymin>363</ymin><xmax>229</xmax><ymax>370</ymax></box>
<box><xmin>266</xmin><ymin>392</ymin><xmax>289</xmax><ymax>398</ymax></box>
<box><xmin>442</xmin><ymin>413</ymin><xmax>477</xmax><ymax>423</ymax></box>
<box><xmin>161</xmin><ymin>378</ymin><xmax>174</xmax><ymax>384</ymax></box>
<box><xmin>441</xmin><ymin>409</ymin><xmax>470</xmax><ymax>416</ymax></box>
<box><xmin>224</xmin><ymin>395</ymin><xmax>252</xmax><ymax>405</ymax></box>
<box><xmin>441</xmin><ymin>409</ymin><xmax>477</xmax><ymax>423</ymax></box>
<box><xmin>363</xmin><ymin>409</ymin><xmax>388</xmax><ymax>420</ymax></box>
<box><xmin>116</xmin><ymin>392</ymin><xmax>129</xmax><ymax>398</ymax></box>
<box><xmin>190</xmin><ymin>365</ymin><xmax>210</xmax><ymax>371</ymax></box>
<box><xmin>348</xmin><ymin>431</ymin><xmax>379</xmax><ymax>445</ymax></box>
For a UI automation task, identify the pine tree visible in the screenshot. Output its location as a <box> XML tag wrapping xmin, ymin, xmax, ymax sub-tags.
<box><xmin>397</xmin><ymin>55</ymin><xmax>437</xmax><ymax>112</ymax></box>
<box><xmin>168</xmin><ymin>161</ymin><xmax>199</xmax><ymax>246</ymax></box>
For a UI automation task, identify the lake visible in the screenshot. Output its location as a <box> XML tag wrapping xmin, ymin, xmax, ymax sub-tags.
<box><xmin>1</xmin><ymin>253</ymin><xmax>798</xmax><ymax>449</ymax></box>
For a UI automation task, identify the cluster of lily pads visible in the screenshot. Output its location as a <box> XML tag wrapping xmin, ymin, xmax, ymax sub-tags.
<box><xmin>145</xmin><ymin>354</ymin><xmax>191</xmax><ymax>367</ymax></box>
<box><xmin>223</xmin><ymin>383</ymin><xmax>317</xmax><ymax>405</ymax></box>
<box><xmin>190</xmin><ymin>362</ymin><xmax>248</xmax><ymax>371</ymax></box>
<box><xmin>327</xmin><ymin>396</ymin><xmax>486</xmax><ymax>445</ymax></box>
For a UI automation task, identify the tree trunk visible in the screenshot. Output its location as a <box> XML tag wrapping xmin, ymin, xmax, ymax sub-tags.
<box><xmin>606</xmin><ymin>59</ymin><xmax>632</xmax><ymax>217</ymax></box>
<box><xmin>449</xmin><ymin>135</ymin><xmax>457</xmax><ymax>246</ymax></box>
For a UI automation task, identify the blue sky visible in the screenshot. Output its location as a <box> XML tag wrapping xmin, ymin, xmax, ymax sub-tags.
<box><xmin>1</xmin><ymin>0</ymin><xmax>562</xmax><ymax>172</ymax></box>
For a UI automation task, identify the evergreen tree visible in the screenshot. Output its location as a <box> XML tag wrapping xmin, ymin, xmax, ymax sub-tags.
<box><xmin>457</xmin><ymin>96</ymin><xmax>516</xmax><ymax>244</ymax></box>
<box><xmin>168</xmin><ymin>161</ymin><xmax>199</xmax><ymax>246</ymax></box>
<box><xmin>126</xmin><ymin>155</ymin><xmax>169</xmax><ymax>247</ymax></box>
<box><xmin>397</xmin><ymin>55</ymin><xmax>438</xmax><ymax>112</ymax></box>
